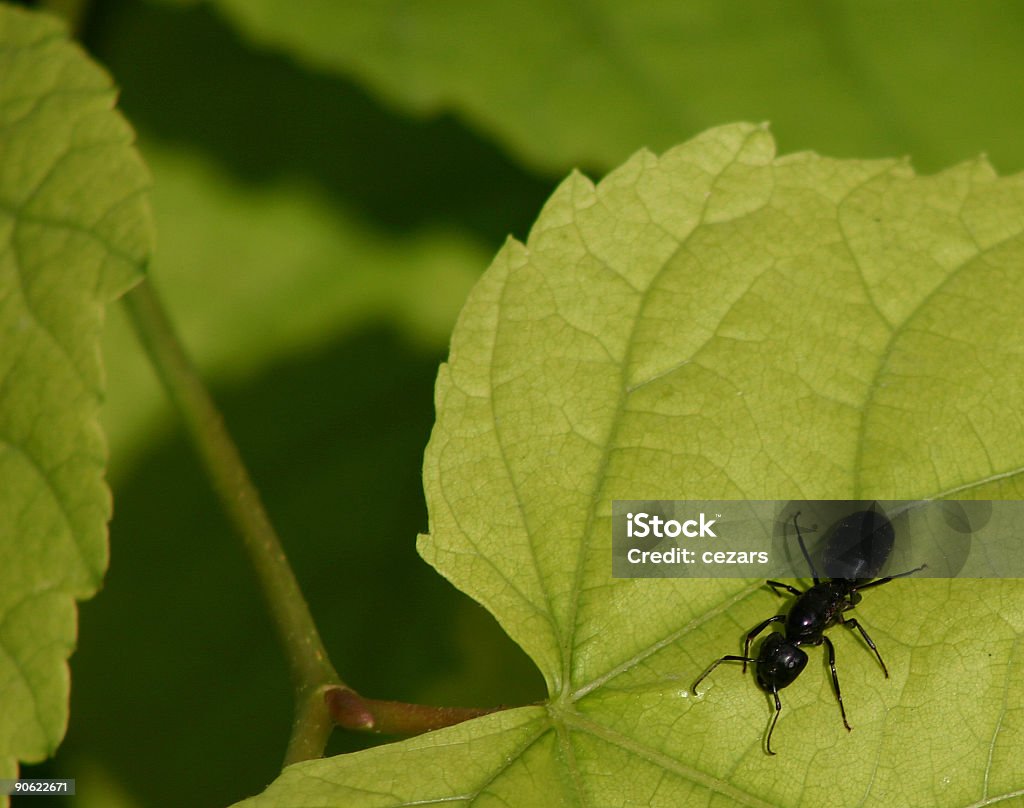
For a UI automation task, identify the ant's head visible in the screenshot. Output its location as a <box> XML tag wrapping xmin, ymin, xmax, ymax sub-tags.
<box><xmin>755</xmin><ymin>632</ymin><xmax>808</xmax><ymax>691</ymax></box>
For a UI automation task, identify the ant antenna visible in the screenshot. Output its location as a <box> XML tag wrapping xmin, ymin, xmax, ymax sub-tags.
<box><xmin>792</xmin><ymin>511</ymin><xmax>820</xmax><ymax>583</ymax></box>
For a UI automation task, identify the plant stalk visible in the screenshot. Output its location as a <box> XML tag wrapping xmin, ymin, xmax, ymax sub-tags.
<box><xmin>124</xmin><ymin>278</ymin><xmax>512</xmax><ymax>757</ymax></box>
<box><xmin>123</xmin><ymin>279</ymin><xmax>342</xmax><ymax>761</ymax></box>
<box><xmin>324</xmin><ymin>687</ymin><xmax>503</xmax><ymax>735</ymax></box>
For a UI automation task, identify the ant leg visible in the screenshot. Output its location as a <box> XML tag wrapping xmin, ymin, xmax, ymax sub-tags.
<box><xmin>822</xmin><ymin>636</ymin><xmax>852</xmax><ymax>731</ymax></box>
<box><xmin>766</xmin><ymin>580</ymin><xmax>803</xmax><ymax>598</ymax></box>
<box><xmin>765</xmin><ymin>687</ymin><xmax>782</xmax><ymax>756</ymax></box>
<box><xmin>792</xmin><ymin>511</ymin><xmax>821</xmax><ymax>584</ymax></box>
<box><xmin>742</xmin><ymin>615</ymin><xmax>785</xmax><ymax>672</ymax></box>
<box><xmin>845</xmin><ymin>563</ymin><xmax>924</xmax><ymax>674</ymax></box>
<box><xmin>841</xmin><ymin>616</ymin><xmax>889</xmax><ymax>678</ymax></box>
<box><xmin>692</xmin><ymin>655</ymin><xmax>759</xmax><ymax>694</ymax></box>
<box><xmin>853</xmin><ymin>564</ymin><xmax>927</xmax><ymax>592</ymax></box>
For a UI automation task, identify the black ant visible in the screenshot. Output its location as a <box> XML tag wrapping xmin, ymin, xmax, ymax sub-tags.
<box><xmin>691</xmin><ymin>508</ymin><xmax>925</xmax><ymax>755</ymax></box>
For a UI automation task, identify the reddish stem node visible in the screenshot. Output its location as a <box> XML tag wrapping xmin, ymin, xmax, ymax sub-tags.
<box><xmin>324</xmin><ymin>687</ymin><xmax>503</xmax><ymax>735</ymax></box>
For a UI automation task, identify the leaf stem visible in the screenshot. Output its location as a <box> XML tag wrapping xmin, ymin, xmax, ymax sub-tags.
<box><xmin>286</xmin><ymin>686</ymin><xmax>341</xmax><ymax>765</ymax></box>
<box><xmin>124</xmin><ymin>278</ymin><xmax>512</xmax><ymax>758</ymax></box>
<box><xmin>123</xmin><ymin>279</ymin><xmax>342</xmax><ymax>760</ymax></box>
<box><xmin>324</xmin><ymin>687</ymin><xmax>504</xmax><ymax>735</ymax></box>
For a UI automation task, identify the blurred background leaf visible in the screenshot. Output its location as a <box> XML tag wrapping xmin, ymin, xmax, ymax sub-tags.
<box><xmin>16</xmin><ymin>0</ymin><xmax>1024</xmax><ymax>805</ymax></box>
<box><xmin>188</xmin><ymin>0</ymin><xmax>1024</xmax><ymax>174</ymax></box>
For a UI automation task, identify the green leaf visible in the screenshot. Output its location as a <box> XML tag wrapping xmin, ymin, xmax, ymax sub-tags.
<box><xmin>195</xmin><ymin>1</ymin><xmax>1024</xmax><ymax>174</ymax></box>
<box><xmin>0</xmin><ymin>2</ymin><xmax>151</xmax><ymax>785</ymax></box>
<box><xmin>237</xmin><ymin>123</ymin><xmax>1024</xmax><ymax>805</ymax></box>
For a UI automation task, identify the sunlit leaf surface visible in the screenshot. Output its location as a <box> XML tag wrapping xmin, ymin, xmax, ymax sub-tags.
<box><xmin>235</xmin><ymin>124</ymin><xmax>1024</xmax><ymax>806</ymax></box>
